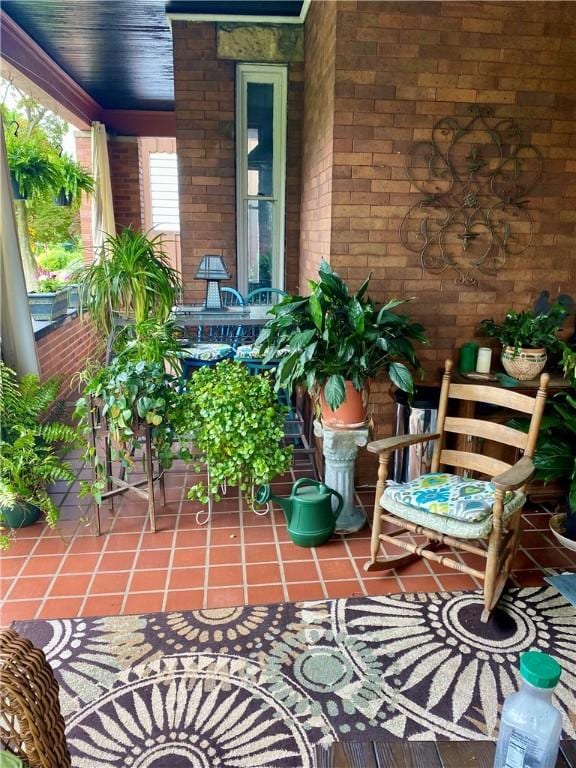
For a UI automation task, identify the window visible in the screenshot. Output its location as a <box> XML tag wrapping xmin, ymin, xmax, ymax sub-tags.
<box><xmin>236</xmin><ymin>64</ymin><xmax>287</xmax><ymax>295</ymax></box>
<box><xmin>149</xmin><ymin>152</ymin><xmax>180</xmax><ymax>232</ymax></box>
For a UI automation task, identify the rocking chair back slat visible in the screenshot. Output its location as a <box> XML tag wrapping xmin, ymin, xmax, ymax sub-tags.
<box><xmin>443</xmin><ymin>417</ymin><xmax>529</xmax><ymax>451</ymax></box>
<box><xmin>447</xmin><ymin>383</ymin><xmax>536</xmax><ymax>414</ymax></box>
<box><xmin>438</xmin><ymin>449</ymin><xmax>512</xmax><ymax>478</ymax></box>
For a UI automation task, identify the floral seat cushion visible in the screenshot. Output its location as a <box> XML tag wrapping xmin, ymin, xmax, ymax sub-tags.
<box><xmin>181</xmin><ymin>343</ymin><xmax>234</xmax><ymax>361</ymax></box>
<box><xmin>381</xmin><ymin>472</ymin><xmax>525</xmax><ymax>539</ymax></box>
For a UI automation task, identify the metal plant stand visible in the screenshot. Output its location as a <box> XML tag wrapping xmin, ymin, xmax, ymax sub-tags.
<box><xmin>87</xmin><ymin>397</ymin><xmax>165</xmax><ymax>535</ymax></box>
<box><xmin>313</xmin><ymin>421</ymin><xmax>369</xmax><ymax>534</ymax></box>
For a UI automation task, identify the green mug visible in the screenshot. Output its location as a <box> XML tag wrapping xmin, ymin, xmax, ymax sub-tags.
<box><xmin>459</xmin><ymin>342</ymin><xmax>479</xmax><ymax>374</ymax></box>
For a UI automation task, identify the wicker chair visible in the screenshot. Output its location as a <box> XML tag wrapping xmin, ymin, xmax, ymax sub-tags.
<box><xmin>0</xmin><ymin>628</ymin><xmax>70</xmax><ymax>768</ymax></box>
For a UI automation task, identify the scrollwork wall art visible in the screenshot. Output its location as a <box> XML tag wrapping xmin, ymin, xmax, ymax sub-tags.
<box><xmin>400</xmin><ymin>106</ymin><xmax>542</xmax><ymax>286</ymax></box>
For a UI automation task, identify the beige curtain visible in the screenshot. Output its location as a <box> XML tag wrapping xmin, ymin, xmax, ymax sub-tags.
<box><xmin>91</xmin><ymin>121</ymin><xmax>116</xmax><ymax>254</ymax></box>
<box><xmin>0</xmin><ymin>114</ymin><xmax>40</xmax><ymax>376</ymax></box>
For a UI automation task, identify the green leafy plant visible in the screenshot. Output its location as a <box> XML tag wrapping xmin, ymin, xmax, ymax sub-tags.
<box><xmin>75</xmin><ymin>357</ymin><xmax>192</xmax><ymax>505</ymax></box>
<box><xmin>76</xmin><ymin>228</ymin><xmax>181</xmax><ymax>337</ymax></box>
<box><xmin>35</xmin><ymin>277</ymin><xmax>67</xmax><ymax>293</ymax></box>
<box><xmin>186</xmin><ymin>361</ymin><xmax>292</xmax><ymax>505</ymax></box>
<box><xmin>479</xmin><ymin>304</ymin><xmax>568</xmax><ymax>353</ymax></box>
<box><xmin>0</xmin><ymin>363</ymin><xmax>78</xmax><ymax>549</ymax></box>
<box><xmin>255</xmin><ymin>261</ymin><xmax>427</xmax><ymax>409</ymax></box>
<box><xmin>510</xmin><ymin>392</ymin><xmax>576</xmax><ymax>540</ymax></box>
<box><xmin>53</xmin><ymin>153</ymin><xmax>94</xmax><ymax>202</ymax></box>
<box><xmin>4</xmin><ymin>131</ymin><xmax>60</xmax><ymax>199</ymax></box>
<box><xmin>37</xmin><ymin>243</ymin><xmax>82</xmax><ymax>273</ymax></box>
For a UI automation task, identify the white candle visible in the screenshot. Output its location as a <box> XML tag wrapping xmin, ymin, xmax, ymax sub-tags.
<box><xmin>476</xmin><ymin>347</ymin><xmax>492</xmax><ymax>374</ymax></box>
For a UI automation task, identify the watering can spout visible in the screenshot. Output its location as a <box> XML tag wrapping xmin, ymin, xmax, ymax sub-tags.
<box><xmin>255</xmin><ymin>485</ymin><xmax>293</xmax><ymax>523</ymax></box>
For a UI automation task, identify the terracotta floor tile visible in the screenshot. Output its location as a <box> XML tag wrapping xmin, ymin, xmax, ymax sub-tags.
<box><xmin>244</xmin><ymin>544</ymin><xmax>278</xmax><ymax>563</ymax></box>
<box><xmin>314</xmin><ymin>541</ymin><xmax>348</xmax><ymax>559</ymax></box>
<box><xmin>286</xmin><ymin>582</ymin><xmax>326</xmax><ymax>602</ymax></box>
<box><xmin>524</xmin><ymin>548</ymin><xmax>575</xmax><ymax>569</ymax></box>
<box><xmin>49</xmin><ymin>573</ymin><xmax>92</xmax><ymax>597</ymax></box>
<box><xmin>398</xmin><ymin>575</ymin><xmax>442</xmax><ymax>593</ymax></box>
<box><xmin>135</xmin><ymin>549</ymin><xmax>171</xmax><ymax>570</ymax></box>
<box><xmin>7</xmin><ymin>576</ymin><xmax>54</xmax><ymax>600</ymax></box>
<box><xmin>524</xmin><ymin>513</ymin><xmax>553</xmax><ymax>530</ymax></box>
<box><xmin>206</xmin><ymin>587</ymin><xmax>244</xmax><ymax>608</ymax></box>
<box><xmin>140</xmin><ymin>531</ymin><xmax>174</xmax><ymax>549</ymax></box>
<box><xmin>82</xmin><ymin>594</ymin><xmax>124</xmax><ymax>617</ymax></box>
<box><xmin>511</xmin><ymin>570</ymin><xmax>547</xmax><ymax>587</ymax></box>
<box><xmin>319</xmin><ymin>559</ymin><xmax>358</xmax><ymax>581</ymax></box>
<box><xmin>60</xmin><ymin>553</ymin><xmax>101</xmax><ymax>574</ymax></box>
<box><xmin>173</xmin><ymin>529</ymin><xmax>208</xmax><ymax>548</ymax></box>
<box><xmin>278</xmin><ymin>543</ymin><xmax>314</xmax><ymax>561</ymax></box>
<box><xmin>0</xmin><ymin>600</ymin><xmax>42</xmax><ymax>625</ymax></box>
<box><xmin>28</xmin><ymin>538</ymin><xmax>68</xmax><ymax>556</ymax></box>
<box><xmin>247</xmin><ymin>585</ymin><xmax>286</xmax><ymax>605</ymax></box>
<box><xmin>210</xmin><ymin>545</ymin><xmax>243</xmax><ymax>565</ymax></box>
<box><xmin>18</xmin><ymin>554</ymin><xmax>60</xmax><ymax>577</ymax></box>
<box><xmin>211</xmin><ymin>513</ymin><xmax>242</xmax><ymax>528</ymax></box>
<box><xmin>246</xmin><ymin>563</ymin><xmax>282</xmax><ymax>585</ymax></box>
<box><xmin>124</xmin><ymin>592</ymin><xmax>165</xmax><ymax>615</ymax></box>
<box><xmin>207</xmin><ymin>564</ymin><xmax>244</xmax><ymax>587</ymax></box>
<box><xmin>436</xmin><ymin>574</ymin><xmax>480</xmax><ymax>592</ymax></box>
<box><xmin>172</xmin><ymin>549</ymin><xmax>206</xmax><ymax>569</ymax></box>
<box><xmin>104</xmin><ymin>534</ymin><xmax>142</xmax><ymax>551</ymax></box>
<box><xmin>169</xmin><ymin>568</ymin><xmax>205</xmax><ymax>591</ymax></box>
<box><xmin>37</xmin><ymin>597</ymin><xmax>84</xmax><ymax>619</ymax></box>
<box><xmin>242</xmin><ymin>527</ymin><xmax>274</xmax><ymax>544</ymax></box>
<box><xmin>67</xmin><ymin>536</ymin><xmax>104</xmax><ymax>554</ymax></box>
<box><xmin>90</xmin><ymin>571</ymin><xmax>130</xmax><ymax>594</ymax></box>
<box><xmin>210</xmin><ymin>527</ymin><xmax>242</xmax><ymax>546</ymax></box>
<box><xmin>130</xmin><ymin>570</ymin><xmax>168</xmax><ymax>592</ymax></box>
<box><xmin>99</xmin><ymin>551</ymin><xmax>135</xmax><ymax>572</ymax></box>
<box><xmin>165</xmin><ymin>589</ymin><xmax>204</xmax><ymax>611</ymax></box>
<box><xmin>0</xmin><ymin>557</ymin><xmax>27</xmax><ymax>577</ymax></box>
<box><xmin>363</xmin><ymin>577</ymin><xmax>403</xmax><ymax>596</ymax></box>
<box><xmin>282</xmin><ymin>561</ymin><xmax>320</xmax><ymax>582</ymax></box>
<box><xmin>520</xmin><ymin>530</ymin><xmax>554</xmax><ymax>548</ymax></box>
<box><xmin>324</xmin><ymin>580</ymin><xmax>364</xmax><ymax>599</ymax></box>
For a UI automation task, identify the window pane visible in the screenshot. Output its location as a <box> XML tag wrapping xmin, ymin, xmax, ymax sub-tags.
<box><xmin>246</xmin><ymin>83</ymin><xmax>274</xmax><ymax>198</ymax></box>
<box><xmin>247</xmin><ymin>199</ymin><xmax>273</xmax><ymax>290</ymax></box>
<box><xmin>150</xmin><ymin>153</ymin><xmax>180</xmax><ymax>231</ymax></box>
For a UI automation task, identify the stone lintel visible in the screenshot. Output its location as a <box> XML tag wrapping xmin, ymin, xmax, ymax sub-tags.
<box><xmin>217</xmin><ymin>23</ymin><xmax>304</xmax><ymax>62</ymax></box>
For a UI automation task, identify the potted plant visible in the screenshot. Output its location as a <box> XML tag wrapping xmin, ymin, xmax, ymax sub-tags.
<box><xmin>76</xmin><ymin>228</ymin><xmax>181</xmax><ymax>338</ymax></box>
<box><xmin>255</xmin><ymin>261</ymin><xmax>427</xmax><ymax>427</ymax></box>
<box><xmin>479</xmin><ymin>303</ymin><xmax>568</xmax><ymax>381</ymax></box>
<box><xmin>0</xmin><ymin>363</ymin><xmax>78</xmax><ymax>549</ymax></box>
<box><xmin>28</xmin><ymin>276</ymin><xmax>69</xmax><ymax>321</ymax></box>
<box><xmin>53</xmin><ymin>153</ymin><xmax>94</xmax><ymax>206</ymax></box>
<box><xmin>185</xmin><ymin>361</ymin><xmax>292</xmax><ymax>505</ymax></box>
<box><xmin>4</xmin><ymin>131</ymin><xmax>60</xmax><ymax>201</ymax></box>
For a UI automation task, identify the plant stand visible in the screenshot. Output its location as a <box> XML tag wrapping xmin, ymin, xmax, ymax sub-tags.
<box><xmin>88</xmin><ymin>399</ymin><xmax>165</xmax><ymax>535</ymax></box>
<box><xmin>313</xmin><ymin>420</ymin><xmax>369</xmax><ymax>533</ymax></box>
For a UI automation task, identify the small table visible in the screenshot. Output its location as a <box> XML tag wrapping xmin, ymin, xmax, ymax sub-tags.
<box><xmin>172</xmin><ymin>304</ymin><xmax>273</xmax><ymax>343</ymax></box>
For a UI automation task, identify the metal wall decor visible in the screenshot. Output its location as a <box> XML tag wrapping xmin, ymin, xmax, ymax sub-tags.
<box><xmin>400</xmin><ymin>106</ymin><xmax>542</xmax><ymax>286</ymax></box>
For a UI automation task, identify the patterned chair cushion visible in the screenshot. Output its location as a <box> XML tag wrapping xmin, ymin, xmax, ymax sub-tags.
<box><xmin>181</xmin><ymin>343</ymin><xmax>234</xmax><ymax>361</ymax></box>
<box><xmin>381</xmin><ymin>472</ymin><xmax>525</xmax><ymax>539</ymax></box>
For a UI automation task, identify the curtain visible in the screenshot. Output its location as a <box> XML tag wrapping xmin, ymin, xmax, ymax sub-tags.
<box><xmin>0</xmin><ymin>114</ymin><xmax>40</xmax><ymax>375</ymax></box>
<box><xmin>91</xmin><ymin>121</ymin><xmax>116</xmax><ymax>255</ymax></box>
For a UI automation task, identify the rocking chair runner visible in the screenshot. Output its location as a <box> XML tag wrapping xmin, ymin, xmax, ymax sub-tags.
<box><xmin>365</xmin><ymin>359</ymin><xmax>549</xmax><ymax>622</ymax></box>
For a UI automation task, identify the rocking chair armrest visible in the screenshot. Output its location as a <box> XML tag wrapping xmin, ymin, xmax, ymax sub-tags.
<box><xmin>492</xmin><ymin>455</ymin><xmax>535</xmax><ymax>492</ymax></box>
<box><xmin>367</xmin><ymin>433</ymin><xmax>441</xmax><ymax>456</ymax></box>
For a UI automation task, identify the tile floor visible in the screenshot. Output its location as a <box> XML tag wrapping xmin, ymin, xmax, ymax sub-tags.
<box><xmin>1</xmin><ymin>454</ymin><xmax>574</xmax><ymax>626</ymax></box>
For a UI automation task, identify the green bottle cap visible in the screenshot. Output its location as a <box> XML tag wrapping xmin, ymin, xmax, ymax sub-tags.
<box><xmin>519</xmin><ymin>651</ymin><xmax>561</xmax><ymax>689</ymax></box>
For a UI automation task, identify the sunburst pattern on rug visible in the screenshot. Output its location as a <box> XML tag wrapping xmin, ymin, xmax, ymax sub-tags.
<box><xmin>14</xmin><ymin>587</ymin><xmax>576</xmax><ymax>767</ymax></box>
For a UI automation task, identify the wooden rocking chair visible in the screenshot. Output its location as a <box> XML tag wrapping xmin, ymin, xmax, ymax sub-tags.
<box><xmin>365</xmin><ymin>359</ymin><xmax>549</xmax><ymax>622</ymax></box>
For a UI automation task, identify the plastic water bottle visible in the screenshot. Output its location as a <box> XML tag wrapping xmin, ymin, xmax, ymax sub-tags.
<box><xmin>494</xmin><ymin>651</ymin><xmax>562</xmax><ymax>768</ymax></box>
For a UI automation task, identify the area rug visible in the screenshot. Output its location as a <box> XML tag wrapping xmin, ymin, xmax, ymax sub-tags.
<box><xmin>13</xmin><ymin>587</ymin><xmax>576</xmax><ymax>767</ymax></box>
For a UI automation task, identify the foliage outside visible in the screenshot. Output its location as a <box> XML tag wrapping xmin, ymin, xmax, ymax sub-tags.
<box><xmin>186</xmin><ymin>361</ymin><xmax>292</xmax><ymax>505</ymax></box>
<box><xmin>255</xmin><ymin>261</ymin><xmax>427</xmax><ymax>409</ymax></box>
<box><xmin>0</xmin><ymin>363</ymin><xmax>78</xmax><ymax>549</ymax></box>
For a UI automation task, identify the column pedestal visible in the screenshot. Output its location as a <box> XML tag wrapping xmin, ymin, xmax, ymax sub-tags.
<box><xmin>313</xmin><ymin>421</ymin><xmax>369</xmax><ymax>534</ymax></box>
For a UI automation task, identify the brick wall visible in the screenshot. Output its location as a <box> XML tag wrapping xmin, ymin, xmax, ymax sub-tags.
<box><xmin>299</xmin><ymin>0</ymin><xmax>337</xmax><ymax>292</ymax></box>
<box><xmin>302</xmin><ymin>0</ymin><xmax>576</xmax><ymax>465</ymax></box>
<box><xmin>173</xmin><ymin>21</ymin><xmax>303</xmax><ymax>300</ymax></box>
<box><xmin>36</xmin><ymin>316</ymin><xmax>101</xmax><ymax>400</ymax></box>
<box><xmin>108</xmin><ymin>137</ymin><xmax>144</xmax><ymax>231</ymax></box>
<box><xmin>74</xmin><ymin>134</ymin><xmax>94</xmax><ymax>263</ymax></box>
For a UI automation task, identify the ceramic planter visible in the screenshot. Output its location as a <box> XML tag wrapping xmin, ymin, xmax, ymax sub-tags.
<box><xmin>501</xmin><ymin>346</ymin><xmax>547</xmax><ymax>381</ymax></box>
<box><xmin>28</xmin><ymin>288</ymin><xmax>69</xmax><ymax>321</ymax></box>
<box><xmin>549</xmin><ymin>513</ymin><xmax>576</xmax><ymax>553</ymax></box>
<box><xmin>320</xmin><ymin>381</ymin><xmax>368</xmax><ymax>429</ymax></box>
<box><xmin>0</xmin><ymin>501</ymin><xmax>41</xmax><ymax>529</ymax></box>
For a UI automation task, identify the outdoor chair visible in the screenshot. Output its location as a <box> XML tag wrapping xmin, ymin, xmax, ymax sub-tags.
<box><xmin>0</xmin><ymin>628</ymin><xmax>71</xmax><ymax>768</ymax></box>
<box><xmin>365</xmin><ymin>359</ymin><xmax>549</xmax><ymax>622</ymax></box>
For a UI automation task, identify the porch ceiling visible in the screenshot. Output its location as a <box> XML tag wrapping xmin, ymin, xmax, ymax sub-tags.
<box><xmin>1</xmin><ymin>0</ymin><xmax>304</xmax><ymax>112</ymax></box>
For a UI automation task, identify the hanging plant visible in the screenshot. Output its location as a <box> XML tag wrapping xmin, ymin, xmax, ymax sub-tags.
<box><xmin>53</xmin><ymin>153</ymin><xmax>94</xmax><ymax>206</ymax></box>
<box><xmin>4</xmin><ymin>131</ymin><xmax>60</xmax><ymax>200</ymax></box>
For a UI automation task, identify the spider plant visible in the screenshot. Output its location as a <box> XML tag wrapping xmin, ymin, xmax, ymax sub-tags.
<box><xmin>76</xmin><ymin>228</ymin><xmax>181</xmax><ymax>336</ymax></box>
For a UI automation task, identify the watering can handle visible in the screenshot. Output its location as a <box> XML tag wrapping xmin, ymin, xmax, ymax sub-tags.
<box><xmin>330</xmin><ymin>489</ymin><xmax>344</xmax><ymax>520</ymax></box>
<box><xmin>292</xmin><ymin>478</ymin><xmax>321</xmax><ymax>495</ymax></box>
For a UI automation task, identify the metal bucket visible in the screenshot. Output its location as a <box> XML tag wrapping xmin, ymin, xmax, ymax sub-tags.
<box><xmin>392</xmin><ymin>386</ymin><xmax>440</xmax><ymax>483</ymax></box>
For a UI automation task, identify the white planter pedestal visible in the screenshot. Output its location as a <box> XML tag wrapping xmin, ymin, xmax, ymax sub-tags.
<box><xmin>313</xmin><ymin>420</ymin><xmax>369</xmax><ymax>534</ymax></box>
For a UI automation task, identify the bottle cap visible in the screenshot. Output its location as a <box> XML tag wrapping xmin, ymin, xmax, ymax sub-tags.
<box><xmin>519</xmin><ymin>651</ymin><xmax>561</xmax><ymax>689</ymax></box>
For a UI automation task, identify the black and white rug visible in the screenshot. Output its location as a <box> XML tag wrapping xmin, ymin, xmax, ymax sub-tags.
<box><xmin>14</xmin><ymin>587</ymin><xmax>576</xmax><ymax>767</ymax></box>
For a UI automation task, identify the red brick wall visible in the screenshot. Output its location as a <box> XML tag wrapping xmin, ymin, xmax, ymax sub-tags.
<box><xmin>305</xmin><ymin>1</ymin><xmax>576</xmax><ymax>446</ymax></box>
<box><xmin>108</xmin><ymin>138</ymin><xmax>144</xmax><ymax>231</ymax></box>
<box><xmin>300</xmin><ymin>0</ymin><xmax>337</xmax><ymax>292</ymax></box>
<box><xmin>74</xmin><ymin>134</ymin><xmax>94</xmax><ymax>264</ymax></box>
<box><xmin>173</xmin><ymin>21</ymin><xmax>303</xmax><ymax>301</ymax></box>
<box><xmin>36</xmin><ymin>316</ymin><xmax>101</xmax><ymax>400</ymax></box>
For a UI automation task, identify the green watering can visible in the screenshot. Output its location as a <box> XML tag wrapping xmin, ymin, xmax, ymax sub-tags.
<box><xmin>256</xmin><ymin>478</ymin><xmax>343</xmax><ymax>547</ymax></box>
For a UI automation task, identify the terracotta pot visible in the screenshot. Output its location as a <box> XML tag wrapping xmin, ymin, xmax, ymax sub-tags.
<box><xmin>320</xmin><ymin>381</ymin><xmax>368</xmax><ymax>429</ymax></box>
<box><xmin>501</xmin><ymin>346</ymin><xmax>547</xmax><ymax>381</ymax></box>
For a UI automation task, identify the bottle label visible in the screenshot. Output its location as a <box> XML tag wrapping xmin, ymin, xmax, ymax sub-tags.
<box><xmin>504</xmin><ymin>730</ymin><xmax>543</xmax><ymax>768</ymax></box>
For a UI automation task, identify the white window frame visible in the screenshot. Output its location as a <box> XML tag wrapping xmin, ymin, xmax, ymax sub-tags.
<box><xmin>236</xmin><ymin>63</ymin><xmax>287</xmax><ymax>296</ymax></box>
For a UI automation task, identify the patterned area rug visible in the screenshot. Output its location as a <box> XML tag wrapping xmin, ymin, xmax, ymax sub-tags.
<box><xmin>14</xmin><ymin>587</ymin><xmax>576</xmax><ymax>768</ymax></box>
